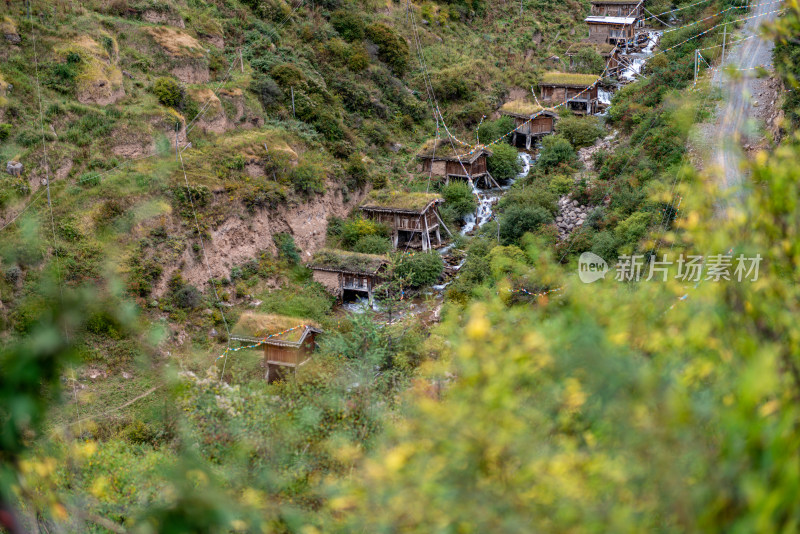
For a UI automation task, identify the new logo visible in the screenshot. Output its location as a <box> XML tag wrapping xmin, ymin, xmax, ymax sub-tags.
<box><xmin>578</xmin><ymin>252</ymin><xmax>608</xmax><ymax>283</ymax></box>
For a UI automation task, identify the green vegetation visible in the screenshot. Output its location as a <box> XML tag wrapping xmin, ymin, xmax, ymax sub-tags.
<box><xmin>556</xmin><ymin>115</ymin><xmax>604</xmax><ymax>148</ymax></box>
<box><xmin>439</xmin><ymin>181</ymin><xmax>477</xmax><ymax>223</ymax></box>
<box><xmin>395</xmin><ymin>251</ymin><xmax>444</xmax><ymax>287</ymax></box>
<box><xmin>153</xmin><ymin>76</ymin><xmax>182</xmax><ymax>107</ymax></box>
<box><xmin>309</xmin><ymin>248</ymin><xmax>387</xmax><ymax>273</ymax></box>
<box><xmin>362</xmin><ymin>190</ymin><xmax>443</xmax><ymax>212</ymax></box>
<box><xmin>539</xmin><ymin>72</ymin><xmax>601</xmax><ymax>87</ymax></box>
<box><xmin>487</xmin><ymin>142</ymin><xmax>522</xmax><ymax>181</ymax></box>
<box><xmin>5</xmin><ymin>0</ymin><xmax>799</xmax><ymax>531</ymax></box>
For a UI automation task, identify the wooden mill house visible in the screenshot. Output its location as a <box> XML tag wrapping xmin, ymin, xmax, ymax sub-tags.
<box><xmin>539</xmin><ymin>72</ymin><xmax>601</xmax><ymax>115</ymax></box>
<box><xmin>309</xmin><ymin>249</ymin><xmax>388</xmax><ymax>305</ymax></box>
<box><xmin>590</xmin><ymin>0</ymin><xmax>644</xmax><ymax>21</ymax></box>
<box><xmin>499</xmin><ymin>100</ymin><xmax>558</xmax><ymax>150</ymax></box>
<box><xmin>585</xmin><ymin>15</ymin><xmax>638</xmax><ymax>45</ymax></box>
<box><xmin>360</xmin><ymin>191</ymin><xmax>450</xmax><ymax>251</ymax></box>
<box><xmin>417</xmin><ymin>139</ymin><xmax>498</xmax><ymax>188</ymax></box>
<box><xmin>230</xmin><ymin>312</ymin><xmax>323</xmax><ymax>382</ymax></box>
<box><xmin>565</xmin><ymin>41</ymin><xmax>622</xmax><ymax>76</ymax></box>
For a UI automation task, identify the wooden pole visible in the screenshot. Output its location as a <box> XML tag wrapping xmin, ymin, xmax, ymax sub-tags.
<box><xmin>720</xmin><ymin>26</ymin><xmax>727</xmax><ymax>89</ymax></box>
<box><xmin>433</xmin><ymin>210</ymin><xmax>452</xmax><ymax>237</ymax></box>
<box><xmin>175</xmin><ymin>123</ymin><xmax>179</xmax><ymax>162</ymax></box>
<box><xmin>240</xmin><ymin>48</ymin><xmax>244</xmax><ymax>73</ymax></box>
<box><xmin>291</xmin><ymin>87</ymin><xmax>295</xmax><ymax>118</ymax></box>
<box><xmin>693</xmin><ymin>49</ymin><xmax>698</xmax><ymax>86</ymax></box>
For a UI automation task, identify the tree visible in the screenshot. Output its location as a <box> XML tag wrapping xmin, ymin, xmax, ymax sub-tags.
<box><xmin>440</xmin><ymin>181</ymin><xmax>477</xmax><ymax>221</ymax></box>
<box><xmin>499</xmin><ymin>204</ymin><xmax>552</xmax><ymax>245</ymax></box>
<box><xmin>153</xmin><ymin>77</ymin><xmax>182</xmax><ymax>107</ymax></box>
<box><xmin>573</xmin><ymin>47</ymin><xmax>605</xmax><ymax>74</ymax></box>
<box><xmin>536</xmin><ymin>135</ymin><xmax>576</xmax><ymax>173</ymax></box>
<box><xmin>556</xmin><ymin>115</ymin><xmax>605</xmax><ymax>149</ymax></box>
<box><xmin>365</xmin><ymin>24</ymin><xmax>410</xmax><ymax>76</ymax></box>
<box><xmin>394</xmin><ymin>252</ymin><xmax>444</xmax><ymax>287</ymax></box>
<box><xmin>487</xmin><ymin>143</ymin><xmax>523</xmax><ymax>182</ymax></box>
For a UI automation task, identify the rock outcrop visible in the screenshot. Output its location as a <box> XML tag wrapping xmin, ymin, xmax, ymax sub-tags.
<box><xmin>556</xmin><ymin>195</ymin><xmax>591</xmax><ymax>241</ymax></box>
<box><xmin>6</xmin><ymin>161</ymin><xmax>23</xmax><ymax>176</ymax></box>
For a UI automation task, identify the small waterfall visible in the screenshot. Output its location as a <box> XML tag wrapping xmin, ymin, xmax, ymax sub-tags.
<box><xmin>598</xmin><ymin>88</ymin><xmax>613</xmax><ymax>106</ymax></box>
<box><xmin>342</xmin><ymin>296</ymin><xmax>379</xmax><ymax>313</ymax></box>
<box><xmin>460</xmin><ymin>152</ymin><xmax>532</xmax><ymax>236</ymax></box>
<box><xmin>620</xmin><ymin>31</ymin><xmax>662</xmax><ymax>82</ymax></box>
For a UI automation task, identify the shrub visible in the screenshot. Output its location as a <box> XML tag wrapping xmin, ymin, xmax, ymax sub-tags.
<box><xmin>556</xmin><ymin>115</ymin><xmax>604</xmax><ymax>149</ymax></box>
<box><xmin>172</xmin><ymin>185</ymin><xmax>211</xmax><ymax>210</ymax></box>
<box><xmin>365</xmin><ymin>23</ymin><xmax>410</xmax><ymax>76</ymax></box>
<box><xmin>251</xmin><ymin>74</ymin><xmax>283</xmax><ymax>109</ymax></box>
<box><xmin>348</xmin><ymin>45</ymin><xmax>370</xmax><ymax>71</ymax></box>
<box><xmin>536</xmin><ymin>135</ymin><xmax>576</xmax><ymax>173</ymax></box>
<box><xmin>270</xmin><ymin>63</ymin><xmax>307</xmax><ymax>88</ymax></box>
<box><xmin>242</xmin><ymin>182</ymin><xmax>287</xmax><ymax>213</ymax></box>
<box><xmin>488</xmin><ymin>142</ymin><xmax>523</xmax><ymax>181</ymax></box>
<box><xmin>175</xmin><ymin>285</ymin><xmax>202</xmax><ymax>309</ymax></box>
<box><xmin>45</xmin><ymin>55</ymin><xmax>81</xmax><ymax>94</ymax></box>
<box><xmin>259</xmin><ymin>283</ymin><xmax>334</xmax><ymax>321</ymax></box>
<box><xmin>352</xmin><ymin>235</ymin><xmax>392</xmax><ymax>254</ymax></box>
<box><xmin>591</xmin><ymin>230</ymin><xmax>618</xmax><ymax>261</ymax></box>
<box><xmin>395</xmin><ymin>252</ymin><xmax>444</xmax><ymax>287</ymax></box>
<box><xmin>548</xmin><ymin>175</ymin><xmax>573</xmax><ymax>196</ymax></box>
<box><xmin>572</xmin><ymin>48</ymin><xmax>605</xmax><ymax>74</ymax></box>
<box><xmin>331</xmin><ymin>10</ymin><xmax>365</xmax><ymax>41</ymax></box>
<box><xmin>440</xmin><ymin>181</ymin><xmax>477</xmax><ymax>220</ymax></box>
<box><xmin>153</xmin><ymin>77</ymin><xmax>182</xmax><ymax>107</ymax></box>
<box><xmin>341</xmin><ymin>217</ymin><xmax>389</xmax><ymax>247</ymax></box>
<box><xmin>345</xmin><ymin>153</ymin><xmax>369</xmax><ymax>186</ymax></box>
<box><xmin>499</xmin><ymin>204</ymin><xmax>552</xmax><ymax>245</ymax></box>
<box><xmin>615</xmin><ymin>211</ymin><xmax>652</xmax><ymax>250</ymax></box>
<box><xmin>274</xmin><ymin>233</ymin><xmax>301</xmax><ymax>263</ymax></box>
<box><xmin>0</xmin><ymin>123</ymin><xmax>11</xmax><ymax>142</ymax></box>
<box><xmin>291</xmin><ymin>161</ymin><xmax>326</xmax><ymax>196</ymax></box>
<box><xmin>477</xmin><ymin>116</ymin><xmax>514</xmax><ymax>145</ymax></box>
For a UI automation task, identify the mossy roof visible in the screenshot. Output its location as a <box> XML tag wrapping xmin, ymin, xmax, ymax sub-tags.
<box><xmin>309</xmin><ymin>249</ymin><xmax>388</xmax><ymax>274</ymax></box>
<box><xmin>500</xmin><ymin>100</ymin><xmax>558</xmax><ymax>117</ymax></box>
<box><xmin>565</xmin><ymin>41</ymin><xmax>617</xmax><ymax>55</ymax></box>
<box><xmin>540</xmin><ymin>72</ymin><xmax>601</xmax><ymax>87</ymax></box>
<box><xmin>592</xmin><ymin>0</ymin><xmax>640</xmax><ymax>4</ymax></box>
<box><xmin>232</xmin><ymin>313</ymin><xmax>320</xmax><ymax>343</ymax></box>
<box><xmin>361</xmin><ymin>190</ymin><xmax>443</xmax><ymax>213</ymax></box>
<box><xmin>416</xmin><ymin>138</ymin><xmax>491</xmax><ymax>162</ymax></box>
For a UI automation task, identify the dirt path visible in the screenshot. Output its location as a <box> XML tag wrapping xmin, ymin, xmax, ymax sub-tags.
<box><xmin>713</xmin><ymin>0</ymin><xmax>781</xmax><ymax>200</ymax></box>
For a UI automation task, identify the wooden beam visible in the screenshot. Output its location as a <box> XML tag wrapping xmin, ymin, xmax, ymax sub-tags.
<box><xmin>434</xmin><ymin>209</ymin><xmax>453</xmax><ymax>237</ymax></box>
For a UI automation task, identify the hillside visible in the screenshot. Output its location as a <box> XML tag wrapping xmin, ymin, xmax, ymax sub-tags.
<box><xmin>2</xmin><ymin>0</ymin><xmax>800</xmax><ymax>532</ymax></box>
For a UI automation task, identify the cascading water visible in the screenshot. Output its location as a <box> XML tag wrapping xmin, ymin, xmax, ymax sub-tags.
<box><xmin>620</xmin><ymin>31</ymin><xmax>662</xmax><ymax>82</ymax></box>
<box><xmin>459</xmin><ymin>152</ymin><xmax>532</xmax><ymax>236</ymax></box>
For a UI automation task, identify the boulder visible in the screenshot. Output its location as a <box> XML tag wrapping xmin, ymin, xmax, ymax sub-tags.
<box><xmin>6</xmin><ymin>161</ymin><xmax>23</xmax><ymax>176</ymax></box>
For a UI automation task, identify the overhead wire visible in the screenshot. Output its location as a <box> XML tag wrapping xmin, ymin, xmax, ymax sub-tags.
<box><xmin>30</xmin><ymin>6</ymin><xmax>64</xmax><ymax>305</ymax></box>
<box><xmin>176</xmin><ymin>151</ymin><xmax>234</xmax><ymax>379</ymax></box>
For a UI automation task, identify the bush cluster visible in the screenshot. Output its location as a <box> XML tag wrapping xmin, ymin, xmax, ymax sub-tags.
<box><xmin>365</xmin><ymin>23</ymin><xmax>410</xmax><ymax>76</ymax></box>
<box><xmin>395</xmin><ymin>252</ymin><xmax>444</xmax><ymax>287</ymax></box>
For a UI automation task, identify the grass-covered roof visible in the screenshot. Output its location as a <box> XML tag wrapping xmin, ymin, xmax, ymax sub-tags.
<box><xmin>361</xmin><ymin>190</ymin><xmax>443</xmax><ymax>212</ymax></box>
<box><xmin>565</xmin><ymin>41</ymin><xmax>617</xmax><ymax>55</ymax></box>
<box><xmin>232</xmin><ymin>312</ymin><xmax>320</xmax><ymax>342</ymax></box>
<box><xmin>591</xmin><ymin>0</ymin><xmax>640</xmax><ymax>4</ymax></box>
<box><xmin>416</xmin><ymin>138</ymin><xmax>491</xmax><ymax>161</ymax></box>
<box><xmin>309</xmin><ymin>249</ymin><xmax>387</xmax><ymax>274</ymax></box>
<box><xmin>540</xmin><ymin>72</ymin><xmax>601</xmax><ymax>87</ymax></box>
<box><xmin>500</xmin><ymin>100</ymin><xmax>557</xmax><ymax>117</ymax></box>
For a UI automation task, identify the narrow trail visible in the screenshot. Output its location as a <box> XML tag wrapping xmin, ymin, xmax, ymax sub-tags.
<box><xmin>713</xmin><ymin>0</ymin><xmax>780</xmax><ymax>201</ymax></box>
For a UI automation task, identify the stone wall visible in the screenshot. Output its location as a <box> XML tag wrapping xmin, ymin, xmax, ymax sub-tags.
<box><xmin>312</xmin><ymin>270</ymin><xmax>341</xmax><ymax>297</ymax></box>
